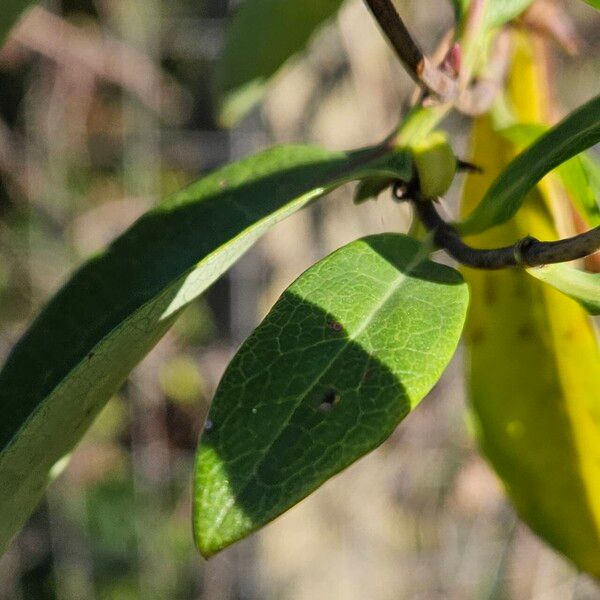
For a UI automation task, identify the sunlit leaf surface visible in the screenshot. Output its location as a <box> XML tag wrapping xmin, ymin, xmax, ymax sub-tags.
<box><xmin>0</xmin><ymin>143</ymin><xmax>411</xmax><ymax>553</ymax></box>
<box><xmin>194</xmin><ymin>234</ymin><xmax>468</xmax><ymax>557</ymax></box>
<box><xmin>460</xmin><ymin>94</ymin><xmax>600</xmax><ymax>234</ymax></box>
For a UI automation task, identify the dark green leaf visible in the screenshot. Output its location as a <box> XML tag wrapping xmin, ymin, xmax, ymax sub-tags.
<box><xmin>460</xmin><ymin>95</ymin><xmax>600</xmax><ymax>234</ymax></box>
<box><xmin>527</xmin><ymin>264</ymin><xmax>600</xmax><ymax>315</ymax></box>
<box><xmin>194</xmin><ymin>234</ymin><xmax>469</xmax><ymax>557</ymax></box>
<box><xmin>353</xmin><ymin>177</ymin><xmax>392</xmax><ymax>204</ymax></box>
<box><xmin>216</xmin><ymin>0</ymin><xmax>345</xmax><ymax>126</ymax></box>
<box><xmin>500</xmin><ymin>123</ymin><xmax>600</xmax><ymax>227</ymax></box>
<box><xmin>0</xmin><ymin>143</ymin><xmax>411</xmax><ymax>553</ymax></box>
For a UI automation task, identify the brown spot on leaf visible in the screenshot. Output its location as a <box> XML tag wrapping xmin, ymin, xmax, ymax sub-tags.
<box><xmin>327</xmin><ymin>321</ymin><xmax>343</xmax><ymax>332</ymax></box>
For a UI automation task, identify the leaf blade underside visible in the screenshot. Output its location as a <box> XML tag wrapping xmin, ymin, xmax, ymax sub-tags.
<box><xmin>527</xmin><ymin>264</ymin><xmax>600</xmax><ymax>315</ymax></box>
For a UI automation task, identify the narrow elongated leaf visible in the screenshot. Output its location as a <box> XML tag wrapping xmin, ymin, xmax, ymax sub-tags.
<box><xmin>451</xmin><ymin>0</ymin><xmax>533</xmax><ymax>30</ymax></box>
<box><xmin>461</xmin><ymin>33</ymin><xmax>600</xmax><ymax>577</ymax></box>
<box><xmin>527</xmin><ymin>264</ymin><xmax>600</xmax><ymax>315</ymax></box>
<box><xmin>194</xmin><ymin>234</ymin><xmax>469</xmax><ymax>557</ymax></box>
<box><xmin>500</xmin><ymin>123</ymin><xmax>600</xmax><ymax>226</ymax></box>
<box><xmin>0</xmin><ymin>143</ymin><xmax>411</xmax><ymax>553</ymax></box>
<box><xmin>460</xmin><ymin>94</ymin><xmax>600</xmax><ymax>234</ymax></box>
<box><xmin>216</xmin><ymin>0</ymin><xmax>344</xmax><ymax>126</ymax></box>
<box><xmin>483</xmin><ymin>0</ymin><xmax>533</xmax><ymax>27</ymax></box>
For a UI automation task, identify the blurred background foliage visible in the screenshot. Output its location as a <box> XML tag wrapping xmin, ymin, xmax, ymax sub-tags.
<box><xmin>0</xmin><ymin>0</ymin><xmax>599</xmax><ymax>598</ymax></box>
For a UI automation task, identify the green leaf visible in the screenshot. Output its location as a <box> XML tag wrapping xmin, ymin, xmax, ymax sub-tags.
<box><xmin>194</xmin><ymin>234</ymin><xmax>469</xmax><ymax>557</ymax></box>
<box><xmin>460</xmin><ymin>95</ymin><xmax>600</xmax><ymax>234</ymax></box>
<box><xmin>1</xmin><ymin>0</ymin><xmax>33</xmax><ymax>43</ymax></box>
<box><xmin>451</xmin><ymin>0</ymin><xmax>533</xmax><ymax>30</ymax></box>
<box><xmin>500</xmin><ymin>123</ymin><xmax>600</xmax><ymax>227</ymax></box>
<box><xmin>461</xmin><ymin>34</ymin><xmax>600</xmax><ymax>579</ymax></box>
<box><xmin>216</xmin><ymin>0</ymin><xmax>344</xmax><ymax>126</ymax></box>
<box><xmin>0</xmin><ymin>143</ymin><xmax>411</xmax><ymax>553</ymax></box>
<box><xmin>580</xmin><ymin>152</ymin><xmax>600</xmax><ymax>201</ymax></box>
<box><xmin>353</xmin><ymin>177</ymin><xmax>392</xmax><ymax>204</ymax></box>
<box><xmin>482</xmin><ymin>0</ymin><xmax>533</xmax><ymax>28</ymax></box>
<box><xmin>581</xmin><ymin>0</ymin><xmax>600</xmax><ymax>10</ymax></box>
<box><xmin>527</xmin><ymin>264</ymin><xmax>600</xmax><ymax>315</ymax></box>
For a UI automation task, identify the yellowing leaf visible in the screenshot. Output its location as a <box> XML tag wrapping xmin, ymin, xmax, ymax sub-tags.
<box><xmin>460</xmin><ymin>33</ymin><xmax>600</xmax><ymax>577</ymax></box>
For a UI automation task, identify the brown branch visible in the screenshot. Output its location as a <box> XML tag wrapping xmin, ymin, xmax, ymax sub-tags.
<box><xmin>363</xmin><ymin>0</ymin><xmax>510</xmax><ymax>116</ymax></box>
<box><xmin>362</xmin><ymin>0</ymin><xmax>459</xmax><ymax>100</ymax></box>
<box><xmin>412</xmin><ymin>198</ymin><xmax>600</xmax><ymax>270</ymax></box>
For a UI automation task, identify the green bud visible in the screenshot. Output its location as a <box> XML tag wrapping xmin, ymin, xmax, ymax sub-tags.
<box><xmin>411</xmin><ymin>132</ymin><xmax>457</xmax><ymax>199</ymax></box>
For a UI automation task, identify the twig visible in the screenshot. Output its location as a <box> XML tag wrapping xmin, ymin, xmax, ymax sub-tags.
<box><xmin>362</xmin><ymin>0</ymin><xmax>459</xmax><ymax>100</ymax></box>
<box><xmin>412</xmin><ymin>198</ymin><xmax>600</xmax><ymax>270</ymax></box>
<box><xmin>363</xmin><ymin>0</ymin><xmax>510</xmax><ymax>116</ymax></box>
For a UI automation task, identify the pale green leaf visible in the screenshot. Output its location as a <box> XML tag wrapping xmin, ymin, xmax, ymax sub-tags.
<box><xmin>216</xmin><ymin>0</ymin><xmax>344</xmax><ymax>126</ymax></box>
<box><xmin>0</xmin><ymin>143</ymin><xmax>411</xmax><ymax>553</ymax></box>
<box><xmin>527</xmin><ymin>264</ymin><xmax>600</xmax><ymax>315</ymax></box>
<box><xmin>460</xmin><ymin>95</ymin><xmax>600</xmax><ymax>234</ymax></box>
<box><xmin>194</xmin><ymin>234</ymin><xmax>469</xmax><ymax>557</ymax></box>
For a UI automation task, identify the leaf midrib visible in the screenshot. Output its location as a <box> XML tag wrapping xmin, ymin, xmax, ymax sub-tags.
<box><xmin>203</xmin><ymin>241</ymin><xmax>431</xmax><ymax>546</ymax></box>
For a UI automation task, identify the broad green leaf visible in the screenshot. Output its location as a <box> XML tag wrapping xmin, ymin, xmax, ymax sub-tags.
<box><xmin>194</xmin><ymin>234</ymin><xmax>469</xmax><ymax>557</ymax></box>
<box><xmin>1</xmin><ymin>0</ymin><xmax>33</xmax><ymax>43</ymax></box>
<box><xmin>527</xmin><ymin>264</ymin><xmax>600</xmax><ymax>315</ymax></box>
<box><xmin>500</xmin><ymin>123</ymin><xmax>600</xmax><ymax>227</ymax></box>
<box><xmin>216</xmin><ymin>0</ymin><xmax>344</xmax><ymax>126</ymax></box>
<box><xmin>461</xmin><ymin>34</ymin><xmax>600</xmax><ymax>578</ymax></box>
<box><xmin>0</xmin><ymin>143</ymin><xmax>412</xmax><ymax>554</ymax></box>
<box><xmin>460</xmin><ymin>94</ymin><xmax>600</xmax><ymax>234</ymax></box>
